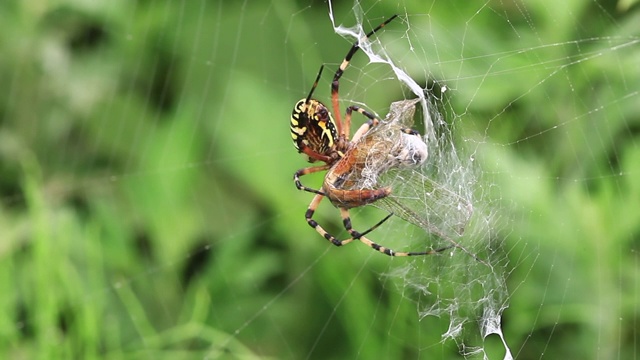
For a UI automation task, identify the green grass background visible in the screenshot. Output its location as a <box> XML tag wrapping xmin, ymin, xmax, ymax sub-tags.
<box><xmin>1</xmin><ymin>0</ymin><xmax>638</xmax><ymax>359</ymax></box>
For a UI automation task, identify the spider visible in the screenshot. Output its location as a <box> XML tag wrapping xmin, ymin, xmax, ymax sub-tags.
<box><xmin>290</xmin><ymin>15</ymin><xmax>450</xmax><ymax>257</ymax></box>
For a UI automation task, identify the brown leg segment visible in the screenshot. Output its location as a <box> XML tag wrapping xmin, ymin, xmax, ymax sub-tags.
<box><xmin>294</xmin><ymin>164</ymin><xmax>331</xmax><ymax>195</ymax></box>
<box><xmin>331</xmin><ymin>15</ymin><xmax>399</xmax><ymax>139</ymax></box>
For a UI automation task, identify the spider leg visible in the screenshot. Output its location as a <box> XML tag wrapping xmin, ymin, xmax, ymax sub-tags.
<box><xmin>304</xmin><ymin>65</ymin><xmax>325</xmax><ymax>104</ymax></box>
<box><xmin>305</xmin><ymin>194</ymin><xmax>397</xmax><ymax>249</ymax></box>
<box><xmin>346</xmin><ymin>105</ymin><xmax>381</xmax><ymax>143</ymax></box>
<box><xmin>339</xmin><ymin>208</ymin><xmax>452</xmax><ymax>257</ymax></box>
<box><xmin>299</xmin><ymin>145</ymin><xmax>333</xmax><ymax>164</ymax></box>
<box><xmin>401</xmin><ymin>128</ymin><xmax>419</xmax><ymax>135</ymax></box>
<box><xmin>294</xmin><ymin>164</ymin><xmax>331</xmax><ymax>195</ymax></box>
<box><xmin>343</xmin><ymin>109</ymin><xmax>420</xmax><ymax>144</ymax></box>
<box><xmin>305</xmin><ymin>194</ymin><xmax>354</xmax><ymax>247</ymax></box>
<box><xmin>331</xmin><ymin>15</ymin><xmax>398</xmax><ymax>138</ymax></box>
<box><xmin>305</xmin><ymin>187</ymin><xmax>450</xmax><ymax>256</ymax></box>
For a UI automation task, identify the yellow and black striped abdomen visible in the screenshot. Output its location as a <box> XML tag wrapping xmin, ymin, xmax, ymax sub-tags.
<box><xmin>290</xmin><ymin>98</ymin><xmax>338</xmax><ymax>160</ymax></box>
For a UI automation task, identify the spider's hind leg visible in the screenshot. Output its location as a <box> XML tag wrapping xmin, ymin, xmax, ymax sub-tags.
<box><xmin>304</xmin><ymin>194</ymin><xmax>394</xmax><ymax>249</ymax></box>
<box><xmin>305</xmin><ymin>194</ymin><xmax>355</xmax><ymax>247</ymax></box>
<box><xmin>339</xmin><ymin>208</ymin><xmax>450</xmax><ymax>257</ymax></box>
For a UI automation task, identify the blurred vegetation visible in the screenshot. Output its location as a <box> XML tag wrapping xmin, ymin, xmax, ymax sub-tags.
<box><xmin>0</xmin><ymin>0</ymin><xmax>638</xmax><ymax>359</ymax></box>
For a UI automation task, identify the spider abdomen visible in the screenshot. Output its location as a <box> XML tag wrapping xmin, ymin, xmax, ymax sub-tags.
<box><xmin>290</xmin><ymin>98</ymin><xmax>339</xmax><ymax>162</ymax></box>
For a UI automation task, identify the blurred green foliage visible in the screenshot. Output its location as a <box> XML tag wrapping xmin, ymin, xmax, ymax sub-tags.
<box><xmin>0</xmin><ymin>0</ymin><xmax>638</xmax><ymax>359</ymax></box>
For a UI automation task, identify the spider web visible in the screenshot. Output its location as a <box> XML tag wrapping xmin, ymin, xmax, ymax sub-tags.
<box><xmin>1</xmin><ymin>0</ymin><xmax>639</xmax><ymax>359</ymax></box>
<box><xmin>326</xmin><ymin>3</ymin><xmax>510</xmax><ymax>357</ymax></box>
